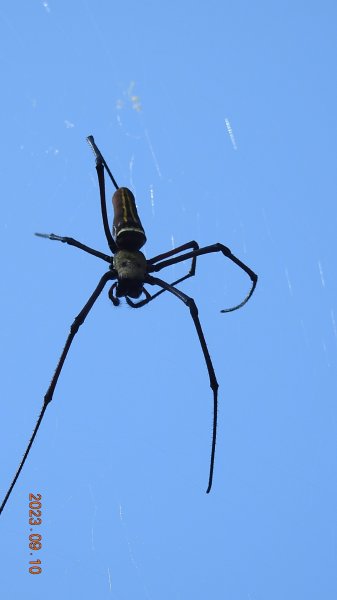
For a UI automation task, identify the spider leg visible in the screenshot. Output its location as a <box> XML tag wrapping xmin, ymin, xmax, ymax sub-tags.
<box><xmin>0</xmin><ymin>271</ymin><xmax>115</xmax><ymax>515</ymax></box>
<box><xmin>149</xmin><ymin>243</ymin><xmax>258</xmax><ymax>313</ymax></box>
<box><xmin>148</xmin><ymin>240</ymin><xmax>199</xmax><ymax>265</ymax></box>
<box><xmin>126</xmin><ymin>241</ymin><xmax>200</xmax><ymax>309</ymax></box>
<box><xmin>146</xmin><ymin>274</ymin><xmax>218</xmax><ymax>494</ymax></box>
<box><xmin>95</xmin><ymin>161</ymin><xmax>118</xmax><ymax>254</ymax></box>
<box><xmin>35</xmin><ymin>233</ymin><xmax>112</xmax><ymax>263</ymax></box>
<box><xmin>87</xmin><ymin>136</ymin><xmax>120</xmax><ymax>254</ymax></box>
<box><xmin>108</xmin><ymin>282</ymin><xmax>121</xmax><ymax>306</ymax></box>
<box><xmin>125</xmin><ymin>286</ymin><xmax>152</xmax><ymax>308</ymax></box>
<box><xmin>87</xmin><ymin>135</ymin><xmax>119</xmax><ymax>191</ymax></box>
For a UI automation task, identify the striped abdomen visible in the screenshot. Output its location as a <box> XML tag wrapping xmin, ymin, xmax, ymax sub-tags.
<box><xmin>112</xmin><ymin>187</ymin><xmax>146</xmax><ymax>250</ymax></box>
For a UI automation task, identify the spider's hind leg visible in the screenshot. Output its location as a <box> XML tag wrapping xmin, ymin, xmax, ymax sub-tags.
<box><xmin>145</xmin><ymin>274</ymin><xmax>219</xmax><ymax>494</ymax></box>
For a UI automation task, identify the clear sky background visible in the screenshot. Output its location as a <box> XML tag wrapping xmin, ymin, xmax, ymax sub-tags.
<box><xmin>1</xmin><ymin>2</ymin><xmax>336</xmax><ymax>599</ymax></box>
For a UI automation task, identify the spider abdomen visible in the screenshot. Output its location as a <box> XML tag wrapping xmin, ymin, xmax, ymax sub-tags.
<box><xmin>112</xmin><ymin>187</ymin><xmax>146</xmax><ymax>250</ymax></box>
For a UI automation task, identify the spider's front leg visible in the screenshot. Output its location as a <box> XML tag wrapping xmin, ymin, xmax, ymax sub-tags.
<box><xmin>87</xmin><ymin>135</ymin><xmax>119</xmax><ymax>255</ymax></box>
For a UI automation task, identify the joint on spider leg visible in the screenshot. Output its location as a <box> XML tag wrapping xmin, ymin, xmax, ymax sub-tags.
<box><xmin>44</xmin><ymin>377</ymin><xmax>59</xmax><ymax>405</ymax></box>
<box><xmin>218</xmin><ymin>243</ymin><xmax>232</xmax><ymax>257</ymax></box>
<box><xmin>186</xmin><ymin>297</ymin><xmax>199</xmax><ymax>316</ymax></box>
<box><xmin>188</xmin><ymin>240</ymin><xmax>199</xmax><ymax>253</ymax></box>
<box><xmin>212</xmin><ymin>380</ymin><xmax>219</xmax><ymax>394</ymax></box>
<box><xmin>70</xmin><ymin>315</ymin><xmax>86</xmax><ymax>335</ymax></box>
<box><xmin>186</xmin><ymin>296</ymin><xmax>219</xmax><ymax>390</ymax></box>
<box><xmin>44</xmin><ymin>390</ymin><xmax>53</xmax><ymax>406</ymax></box>
<box><xmin>35</xmin><ymin>232</ymin><xmax>63</xmax><ymax>242</ymax></box>
<box><xmin>50</xmin><ymin>234</ymin><xmax>66</xmax><ymax>242</ymax></box>
<box><xmin>251</xmin><ymin>272</ymin><xmax>258</xmax><ymax>284</ymax></box>
<box><xmin>189</xmin><ymin>261</ymin><xmax>197</xmax><ymax>277</ymax></box>
<box><xmin>189</xmin><ymin>244</ymin><xmax>199</xmax><ymax>275</ymax></box>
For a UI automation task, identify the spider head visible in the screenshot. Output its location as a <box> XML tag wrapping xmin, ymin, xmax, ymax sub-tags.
<box><xmin>113</xmin><ymin>249</ymin><xmax>147</xmax><ymax>299</ymax></box>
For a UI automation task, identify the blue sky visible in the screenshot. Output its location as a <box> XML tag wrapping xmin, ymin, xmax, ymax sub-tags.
<box><xmin>1</xmin><ymin>2</ymin><xmax>337</xmax><ymax>598</ymax></box>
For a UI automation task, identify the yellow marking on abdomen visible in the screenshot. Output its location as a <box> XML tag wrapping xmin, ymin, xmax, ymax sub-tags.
<box><xmin>121</xmin><ymin>188</ymin><xmax>139</xmax><ymax>225</ymax></box>
<box><xmin>121</xmin><ymin>189</ymin><xmax>128</xmax><ymax>223</ymax></box>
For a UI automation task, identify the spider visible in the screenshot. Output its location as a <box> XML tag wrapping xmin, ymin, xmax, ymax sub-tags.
<box><xmin>0</xmin><ymin>136</ymin><xmax>257</xmax><ymax>514</ymax></box>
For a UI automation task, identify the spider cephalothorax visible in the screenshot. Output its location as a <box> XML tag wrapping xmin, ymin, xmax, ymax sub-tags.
<box><xmin>113</xmin><ymin>249</ymin><xmax>147</xmax><ymax>298</ymax></box>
